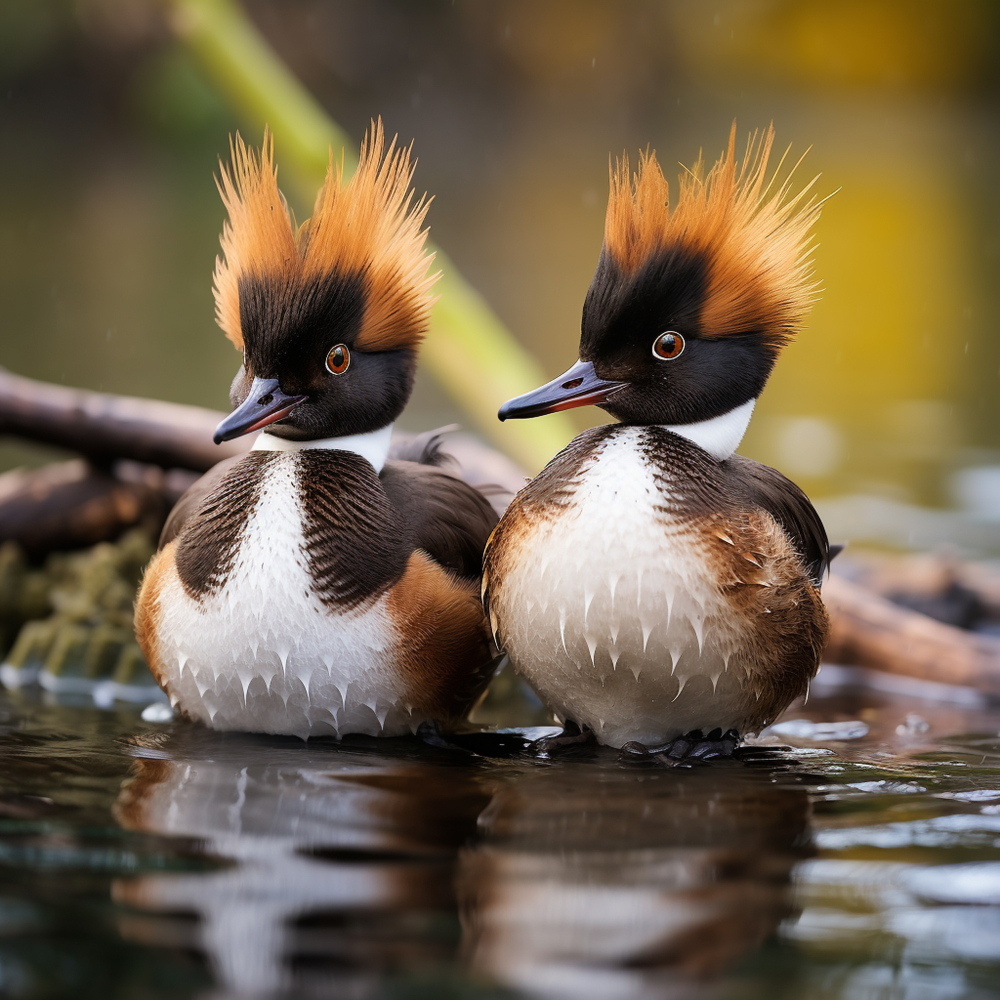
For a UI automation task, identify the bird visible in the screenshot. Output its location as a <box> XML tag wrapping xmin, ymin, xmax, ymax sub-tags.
<box><xmin>482</xmin><ymin>124</ymin><xmax>832</xmax><ymax>760</ymax></box>
<box><xmin>135</xmin><ymin>121</ymin><xmax>498</xmax><ymax>739</ymax></box>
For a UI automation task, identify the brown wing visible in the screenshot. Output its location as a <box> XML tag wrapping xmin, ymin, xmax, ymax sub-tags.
<box><xmin>158</xmin><ymin>455</ymin><xmax>245</xmax><ymax>549</ymax></box>
<box><xmin>387</xmin><ymin>550</ymin><xmax>495</xmax><ymax>722</ymax></box>
<box><xmin>723</xmin><ymin>455</ymin><xmax>832</xmax><ymax>586</ymax></box>
<box><xmin>480</xmin><ymin>506</ymin><xmax>508</xmax><ymax>645</ymax></box>
<box><xmin>379</xmin><ymin>460</ymin><xmax>498</xmax><ymax>582</ymax></box>
<box><xmin>386</xmin><ymin>426</ymin><xmax>456</xmax><ymax>466</ymax></box>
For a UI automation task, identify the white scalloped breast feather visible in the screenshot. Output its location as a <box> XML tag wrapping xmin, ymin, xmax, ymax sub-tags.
<box><xmin>152</xmin><ymin>453</ymin><xmax>421</xmax><ymax>738</ymax></box>
<box><xmin>493</xmin><ymin>426</ymin><xmax>757</xmax><ymax>748</ymax></box>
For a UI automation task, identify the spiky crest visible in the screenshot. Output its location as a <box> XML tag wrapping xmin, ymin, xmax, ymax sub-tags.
<box><xmin>604</xmin><ymin>123</ymin><xmax>823</xmax><ymax>349</ymax></box>
<box><xmin>212</xmin><ymin>120</ymin><xmax>436</xmax><ymax>352</ymax></box>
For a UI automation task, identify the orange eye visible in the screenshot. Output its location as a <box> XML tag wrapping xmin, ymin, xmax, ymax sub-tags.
<box><xmin>652</xmin><ymin>331</ymin><xmax>685</xmax><ymax>360</ymax></box>
<box><xmin>325</xmin><ymin>344</ymin><xmax>350</xmax><ymax>375</ymax></box>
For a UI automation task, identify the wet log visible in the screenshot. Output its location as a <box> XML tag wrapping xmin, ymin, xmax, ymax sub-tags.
<box><xmin>0</xmin><ymin>370</ymin><xmax>525</xmax><ymax>505</ymax></box>
<box><xmin>0</xmin><ymin>461</ymin><xmax>175</xmax><ymax>557</ymax></box>
<box><xmin>822</xmin><ymin>574</ymin><xmax>1000</xmax><ymax>695</ymax></box>
<box><xmin>838</xmin><ymin>550</ymin><xmax>1000</xmax><ymax>624</ymax></box>
<box><xmin>0</xmin><ymin>369</ymin><xmax>248</xmax><ymax>473</ymax></box>
<box><xmin>0</xmin><ymin>370</ymin><xmax>521</xmax><ymax>550</ymax></box>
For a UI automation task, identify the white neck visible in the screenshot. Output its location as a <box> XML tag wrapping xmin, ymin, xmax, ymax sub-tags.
<box><xmin>250</xmin><ymin>423</ymin><xmax>394</xmax><ymax>473</ymax></box>
<box><xmin>662</xmin><ymin>398</ymin><xmax>755</xmax><ymax>461</ymax></box>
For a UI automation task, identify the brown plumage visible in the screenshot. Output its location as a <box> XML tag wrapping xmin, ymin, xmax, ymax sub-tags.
<box><xmin>486</xmin><ymin>125</ymin><xmax>832</xmax><ymax>753</ymax></box>
<box><xmin>387</xmin><ymin>550</ymin><xmax>496</xmax><ymax>724</ymax></box>
<box><xmin>482</xmin><ymin>426</ymin><xmax>829</xmax><ymax>748</ymax></box>
<box><xmin>133</xmin><ymin>539</ymin><xmax>174</xmax><ymax>701</ymax></box>
<box><xmin>604</xmin><ymin>123</ymin><xmax>823</xmax><ymax>351</ymax></box>
<box><xmin>703</xmin><ymin>507</ymin><xmax>828</xmax><ymax>732</ymax></box>
<box><xmin>213</xmin><ymin>119</ymin><xmax>437</xmax><ymax>354</ymax></box>
<box><xmin>136</xmin><ymin>443</ymin><xmax>499</xmax><ymax>737</ymax></box>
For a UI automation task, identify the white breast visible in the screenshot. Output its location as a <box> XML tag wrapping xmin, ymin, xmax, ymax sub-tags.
<box><xmin>494</xmin><ymin>428</ymin><xmax>753</xmax><ymax>747</ymax></box>
<box><xmin>153</xmin><ymin>454</ymin><xmax>417</xmax><ymax>739</ymax></box>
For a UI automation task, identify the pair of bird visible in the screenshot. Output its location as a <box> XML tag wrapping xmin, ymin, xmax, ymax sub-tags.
<box><xmin>135</xmin><ymin>119</ymin><xmax>832</xmax><ymax>759</ymax></box>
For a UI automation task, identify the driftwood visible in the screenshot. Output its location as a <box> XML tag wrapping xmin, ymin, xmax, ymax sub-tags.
<box><xmin>0</xmin><ymin>369</ymin><xmax>528</xmax><ymax>498</ymax></box>
<box><xmin>837</xmin><ymin>550</ymin><xmax>1000</xmax><ymax>624</ymax></box>
<box><xmin>823</xmin><ymin>573</ymin><xmax>1000</xmax><ymax>694</ymax></box>
<box><xmin>0</xmin><ymin>369</ymin><xmax>248</xmax><ymax>473</ymax></box>
<box><xmin>0</xmin><ymin>367</ymin><xmax>238</xmax><ymax>553</ymax></box>
<box><xmin>0</xmin><ymin>460</ymin><xmax>173</xmax><ymax>557</ymax></box>
<box><xmin>0</xmin><ymin>371</ymin><xmax>524</xmax><ymax>551</ymax></box>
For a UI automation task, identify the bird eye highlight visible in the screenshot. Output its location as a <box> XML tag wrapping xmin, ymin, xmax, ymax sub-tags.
<box><xmin>652</xmin><ymin>331</ymin><xmax>685</xmax><ymax>360</ymax></box>
<box><xmin>325</xmin><ymin>344</ymin><xmax>351</xmax><ymax>375</ymax></box>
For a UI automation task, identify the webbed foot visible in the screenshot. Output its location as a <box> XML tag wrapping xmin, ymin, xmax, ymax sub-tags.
<box><xmin>415</xmin><ymin>720</ymin><xmax>468</xmax><ymax>752</ymax></box>
<box><xmin>530</xmin><ymin>719</ymin><xmax>594</xmax><ymax>756</ymax></box>
<box><xmin>415</xmin><ymin>721</ymin><xmax>552</xmax><ymax>758</ymax></box>
<box><xmin>620</xmin><ymin>728</ymin><xmax>740</xmax><ymax>765</ymax></box>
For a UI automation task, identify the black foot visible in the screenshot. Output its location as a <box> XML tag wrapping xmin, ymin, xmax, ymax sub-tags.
<box><xmin>415</xmin><ymin>720</ymin><xmax>469</xmax><ymax>752</ymax></box>
<box><xmin>530</xmin><ymin>720</ymin><xmax>594</xmax><ymax>756</ymax></box>
<box><xmin>414</xmin><ymin>721</ymin><xmax>546</xmax><ymax>758</ymax></box>
<box><xmin>620</xmin><ymin>728</ymin><xmax>740</xmax><ymax>765</ymax></box>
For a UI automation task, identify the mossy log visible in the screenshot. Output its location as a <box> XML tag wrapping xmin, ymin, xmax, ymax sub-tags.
<box><xmin>0</xmin><ymin>528</ymin><xmax>160</xmax><ymax>696</ymax></box>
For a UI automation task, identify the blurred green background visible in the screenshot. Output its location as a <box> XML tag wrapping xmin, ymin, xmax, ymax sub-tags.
<box><xmin>3</xmin><ymin>0</ymin><xmax>1000</xmax><ymax>551</ymax></box>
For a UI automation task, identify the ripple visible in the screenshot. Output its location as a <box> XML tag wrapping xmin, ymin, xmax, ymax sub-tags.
<box><xmin>905</xmin><ymin>863</ymin><xmax>1000</xmax><ymax>905</ymax></box>
<box><xmin>768</xmin><ymin>718</ymin><xmax>870</xmax><ymax>741</ymax></box>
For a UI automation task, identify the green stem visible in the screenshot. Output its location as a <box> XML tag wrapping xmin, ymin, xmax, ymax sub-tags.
<box><xmin>166</xmin><ymin>0</ymin><xmax>575</xmax><ymax>471</ymax></box>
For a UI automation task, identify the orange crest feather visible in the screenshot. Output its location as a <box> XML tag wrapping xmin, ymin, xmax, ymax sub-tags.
<box><xmin>212</xmin><ymin>120</ymin><xmax>437</xmax><ymax>352</ymax></box>
<box><xmin>605</xmin><ymin>123</ymin><xmax>823</xmax><ymax>348</ymax></box>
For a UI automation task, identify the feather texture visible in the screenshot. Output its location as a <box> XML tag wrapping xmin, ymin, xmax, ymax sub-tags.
<box><xmin>483</xmin><ymin>425</ymin><xmax>829</xmax><ymax>747</ymax></box>
<box><xmin>212</xmin><ymin>120</ymin><xmax>437</xmax><ymax>353</ymax></box>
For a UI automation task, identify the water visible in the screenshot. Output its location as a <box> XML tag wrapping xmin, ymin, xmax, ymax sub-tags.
<box><xmin>2</xmin><ymin>675</ymin><xmax>999</xmax><ymax>1000</ymax></box>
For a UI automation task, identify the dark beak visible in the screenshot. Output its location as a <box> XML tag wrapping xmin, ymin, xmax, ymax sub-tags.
<box><xmin>213</xmin><ymin>377</ymin><xmax>308</xmax><ymax>444</ymax></box>
<box><xmin>498</xmin><ymin>360</ymin><xmax>628</xmax><ymax>421</ymax></box>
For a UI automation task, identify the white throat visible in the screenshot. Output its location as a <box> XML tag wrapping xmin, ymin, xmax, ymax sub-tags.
<box><xmin>250</xmin><ymin>422</ymin><xmax>394</xmax><ymax>472</ymax></box>
<box><xmin>662</xmin><ymin>398</ymin><xmax>755</xmax><ymax>461</ymax></box>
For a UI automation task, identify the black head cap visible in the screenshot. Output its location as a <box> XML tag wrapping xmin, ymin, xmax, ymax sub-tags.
<box><xmin>501</xmin><ymin>125</ymin><xmax>823</xmax><ymax>428</ymax></box>
<box><xmin>212</xmin><ymin>121</ymin><xmax>437</xmax><ymax>441</ymax></box>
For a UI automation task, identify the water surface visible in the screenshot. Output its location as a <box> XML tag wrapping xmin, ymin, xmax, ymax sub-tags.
<box><xmin>1</xmin><ymin>675</ymin><xmax>999</xmax><ymax>999</ymax></box>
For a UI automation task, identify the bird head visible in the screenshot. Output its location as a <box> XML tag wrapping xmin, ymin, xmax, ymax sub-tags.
<box><xmin>499</xmin><ymin>124</ymin><xmax>824</xmax><ymax>431</ymax></box>
<box><xmin>212</xmin><ymin>120</ymin><xmax>437</xmax><ymax>444</ymax></box>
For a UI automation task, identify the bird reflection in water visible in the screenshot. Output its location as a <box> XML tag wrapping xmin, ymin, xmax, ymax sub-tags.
<box><xmin>112</xmin><ymin>730</ymin><xmax>811</xmax><ymax>998</ymax></box>
<box><xmin>459</xmin><ymin>759</ymin><xmax>812</xmax><ymax>1000</ymax></box>
<box><xmin>112</xmin><ymin>728</ymin><xmax>492</xmax><ymax>996</ymax></box>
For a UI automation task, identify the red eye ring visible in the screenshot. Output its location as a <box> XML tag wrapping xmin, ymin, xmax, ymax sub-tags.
<box><xmin>652</xmin><ymin>331</ymin><xmax>685</xmax><ymax>360</ymax></box>
<box><xmin>325</xmin><ymin>343</ymin><xmax>351</xmax><ymax>375</ymax></box>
